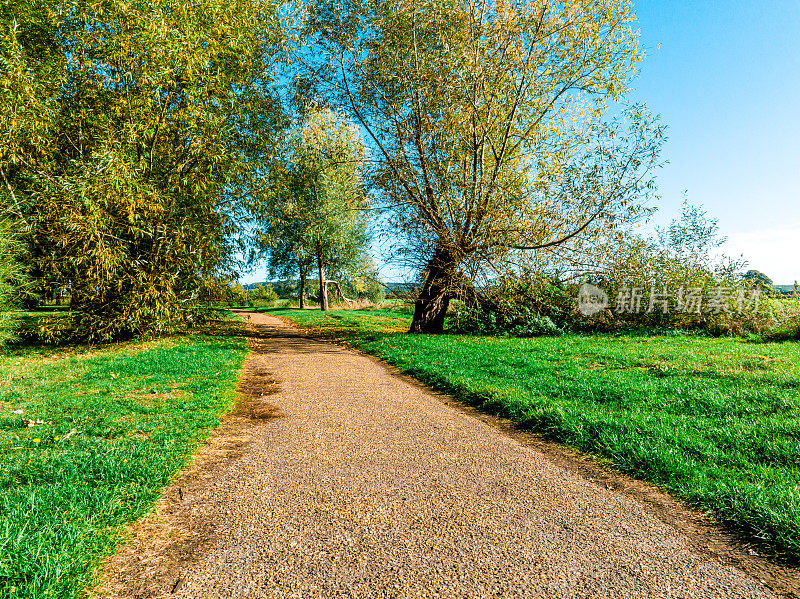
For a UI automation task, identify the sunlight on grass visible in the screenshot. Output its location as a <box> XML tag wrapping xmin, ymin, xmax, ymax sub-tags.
<box><xmin>0</xmin><ymin>324</ymin><xmax>247</xmax><ymax>599</ymax></box>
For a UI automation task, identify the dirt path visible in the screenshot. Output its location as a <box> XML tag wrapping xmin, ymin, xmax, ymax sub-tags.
<box><xmin>98</xmin><ymin>312</ymin><xmax>794</xmax><ymax>598</ymax></box>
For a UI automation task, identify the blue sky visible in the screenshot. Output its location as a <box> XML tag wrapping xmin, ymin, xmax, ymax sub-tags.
<box><xmin>243</xmin><ymin>2</ymin><xmax>800</xmax><ymax>285</ymax></box>
<box><xmin>631</xmin><ymin>0</ymin><xmax>800</xmax><ymax>283</ymax></box>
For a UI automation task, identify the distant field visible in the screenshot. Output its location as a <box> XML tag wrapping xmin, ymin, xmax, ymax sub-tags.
<box><xmin>267</xmin><ymin>307</ymin><xmax>800</xmax><ymax>559</ymax></box>
<box><xmin>0</xmin><ymin>321</ymin><xmax>247</xmax><ymax>599</ymax></box>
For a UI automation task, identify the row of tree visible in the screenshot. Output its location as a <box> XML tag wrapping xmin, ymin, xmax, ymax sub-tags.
<box><xmin>2</xmin><ymin>0</ymin><xmax>664</xmax><ymax>338</ymax></box>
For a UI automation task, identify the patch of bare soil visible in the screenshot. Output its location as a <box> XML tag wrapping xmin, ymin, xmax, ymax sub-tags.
<box><xmin>89</xmin><ymin>322</ymin><xmax>281</xmax><ymax>599</ymax></box>
<box><xmin>233</xmin><ymin>359</ymin><xmax>281</xmax><ymax>421</ymax></box>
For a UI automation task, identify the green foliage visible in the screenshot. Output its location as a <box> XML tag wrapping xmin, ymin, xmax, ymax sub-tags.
<box><xmin>451</xmin><ymin>276</ymin><xmax>571</xmax><ymax>337</ymax></box>
<box><xmin>11</xmin><ymin>311</ymin><xmax>76</xmax><ymax>346</ymax></box>
<box><xmin>763</xmin><ymin>319</ymin><xmax>800</xmax><ymax>342</ymax></box>
<box><xmin>249</xmin><ymin>283</ymin><xmax>279</xmax><ymax>307</ymax></box>
<box><xmin>743</xmin><ymin>269</ymin><xmax>775</xmax><ymax>290</ymax></box>
<box><xmin>0</xmin><ymin>219</ymin><xmax>25</xmax><ymax>344</ymax></box>
<box><xmin>0</xmin><ymin>219</ymin><xmax>23</xmax><ymax>309</ymax></box>
<box><xmin>227</xmin><ymin>284</ymin><xmax>248</xmax><ymax>307</ymax></box>
<box><xmin>452</xmin><ymin>303</ymin><xmax>563</xmax><ymax>337</ymax></box>
<box><xmin>253</xmin><ymin>105</ymin><xmax>372</xmax><ymax>306</ymax></box>
<box><xmin>580</xmin><ymin>201</ymin><xmax>762</xmax><ymax>335</ymax></box>
<box><xmin>306</xmin><ymin>0</ymin><xmax>663</xmax><ymax>331</ymax></box>
<box><xmin>333</xmin><ymin>253</ymin><xmax>386</xmax><ymax>305</ymax></box>
<box><xmin>274</xmin><ymin>307</ymin><xmax>800</xmax><ymax>558</ymax></box>
<box><xmin>761</xmin><ymin>299</ymin><xmax>800</xmax><ymax>342</ymax></box>
<box><xmin>364</xmin><ymin>278</ymin><xmax>386</xmax><ymax>306</ymax></box>
<box><xmin>0</xmin><ymin>322</ymin><xmax>248</xmax><ymax>599</ymax></box>
<box><xmin>0</xmin><ymin>311</ymin><xmax>19</xmax><ymax>347</ymax></box>
<box><xmin>1</xmin><ymin>0</ymin><xmax>285</xmax><ymax>340</ymax></box>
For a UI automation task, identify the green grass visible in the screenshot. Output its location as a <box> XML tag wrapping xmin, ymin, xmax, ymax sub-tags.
<box><xmin>0</xmin><ymin>321</ymin><xmax>248</xmax><ymax>598</ymax></box>
<box><xmin>267</xmin><ymin>307</ymin><xmax>800</xmax><ymax>560</ymax></box>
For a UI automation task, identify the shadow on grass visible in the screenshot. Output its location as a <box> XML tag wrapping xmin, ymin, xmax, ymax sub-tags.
<box><xmin>2</xmin><ymin>315</ymin><xmax>247</xmax><ymax>358</ymax></box>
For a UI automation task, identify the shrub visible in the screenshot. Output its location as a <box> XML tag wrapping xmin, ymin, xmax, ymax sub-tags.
<box><xmin>0</xmin><ymin>219</ymin><xmax>26</xmax><ymax>310</ymax></box>
<box><xmin>762</xmin><ymin>300</ymin><xmax>800</xmax><ymax>341</ymax></box>
<box><xmin>574</xmin><ymin>202</ymin><xmax>775</xmax><ymax>336</ymax></box>
<box><xmin>250</xmin><ymin>284</ymin><xmax>279</xmax><ymax>307</ymax></box>
<box><xmin>365</xmin><ymin>279</ymin><xmax>386</xmax><ymax>306</ymax></box>
<box><xmin>451</xmin><ymin>294</ymin><xmax>565</xmax><ymax>338</ymax></box>
<box><xmin>12</xmin><ymin>313</ymin><xmax>79</xmax><ymax>346</ymax></box>
<box><xmin>579</xmin><ymin>280</ymin><xmax>770</xmax><ymax>335</ymax></box>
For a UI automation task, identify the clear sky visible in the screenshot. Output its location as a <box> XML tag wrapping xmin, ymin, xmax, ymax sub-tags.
<box><xmin>631</xmin><ymin>0</ymin><xmax>800</xmax><ymax>283</ymax></box>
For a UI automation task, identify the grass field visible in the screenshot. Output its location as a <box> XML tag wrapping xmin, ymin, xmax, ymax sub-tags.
<box><xmin>0</xmin><ymin>320</ymin><xmax>247</xmax><ymax>599</ymax></box>
<box><xmin>267</xmin><ymin>307</ymin><xmax>800</xmax><ymax>560</ymax></box>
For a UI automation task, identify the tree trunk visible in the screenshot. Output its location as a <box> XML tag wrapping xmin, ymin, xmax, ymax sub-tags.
<box><xmin>317</xmin><ymin>251</ymin><xmax>329</xmax><ymax>311</ymax></box>
<box><xmin>327</xmin><ymin>280</ymin><xmax>353</xmax><ymax>306</ymax></box>
<box><xmin>409</xmin><ymin>247</ymin><xmax>456</xmax><ymax>334</ymax></box>
<box><xmin>298</xmin><ymin>271</ymin><xmax>306</xmax><ymax>309</ymax></box>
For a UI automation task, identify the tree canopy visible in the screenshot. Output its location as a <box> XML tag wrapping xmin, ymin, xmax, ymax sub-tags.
<box><xmin>253</xmin><ymin>106</ymin><xmax>372</xmax><ymax>310</ymax></box>
<box><xmin>1</xmin><ymin>0</ymin><xmax>285</xmax><ymax>339</ymax></box>
<box><xmin>2</xmin><ymin>0</ymin><xmax>671</xmax><ymax>339</ymax></box>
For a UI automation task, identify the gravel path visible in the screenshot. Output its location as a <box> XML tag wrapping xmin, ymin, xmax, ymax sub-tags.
<box><xmin>116</xmin><ymin>312</ymin><xmax>779</xmax><ymax>598</ymax></box>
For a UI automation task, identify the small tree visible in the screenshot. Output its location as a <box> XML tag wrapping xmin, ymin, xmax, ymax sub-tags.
<box><xmin>266</xmin><ymin>241</ymin><xmax>315</xmax><ymax>309</ymax></box>
<box><xmin>250</xmin><ymin>283</ymin><xmax>279</xmax><ymax>307</ymax></box>
<box><xmin>255</xmin><ymin>106</ymin><xmax>371</xmax><ymax>311</ymax></box>
<box><xmin>743</xmin><ymin>270</ymin><xmax>773</xmax><ymax>290</ymax></box>
<box><xmin>333</xmin><ymin>252</ymin><xmax>386</xmax><ymax>305</ymax></box>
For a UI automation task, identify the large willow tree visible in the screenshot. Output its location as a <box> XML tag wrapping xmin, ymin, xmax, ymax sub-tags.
<box><xmin>1</xmin><ymin>0</ymin><xmax>285</xmax><ymax>339</ymax></box>
<box><xmin>305</xmin><ymin>0</ymin><xmax>664</xmax><ymax>332</ymax></box>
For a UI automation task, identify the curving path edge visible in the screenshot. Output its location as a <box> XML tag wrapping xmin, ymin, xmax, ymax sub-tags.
<box><xmin>99</xmin><ymin>312</ymin><xmax>781</xmax><ymax>598</ymax></box>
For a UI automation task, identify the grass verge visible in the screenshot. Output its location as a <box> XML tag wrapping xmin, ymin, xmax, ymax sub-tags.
<box><xmin>266</xmin><ymin>307</ymin><xmax>800</xmax><ymax>561</ymax></box>
<box><xmin>0</xmin><ymin>320</ymin><xmax>248</xmax><ymax>599</ymax></box>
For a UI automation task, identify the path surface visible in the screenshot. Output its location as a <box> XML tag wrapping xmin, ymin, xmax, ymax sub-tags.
<box><xmin>106</xmin><ymin>313</ymin><xmax>780</xmax><ymax>598</ymax></box>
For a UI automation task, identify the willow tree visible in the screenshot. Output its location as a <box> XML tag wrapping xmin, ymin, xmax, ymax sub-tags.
<box><xmin>305</xmin><ymin>0</ymin><xmax>663</xmax><ymax>332</ymax></box>
<box><xmin>1</xmin><ymin>0</ymin><xmax>285</xmax><ymax>339</ymax></box>
<box><xmin>255</xmin><ymin>106</ymin><xmax>370</xmax><ymax>311</ymax></box>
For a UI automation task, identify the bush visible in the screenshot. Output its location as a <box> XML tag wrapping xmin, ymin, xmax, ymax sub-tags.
<box><xmin>0</xmin><ymin>312</ymin><xmax>19</xmax><ymax>347</ymax></box>
<box><xmin>450</xmin><ymin>286</ymin><xmax>566</xmax><ymax>337</ymax></box>
<box><xmin>365</xmin><ymin>279</ymin><xmax>386</xmax><ymax>306</ymax></box>
<box><xmin>762</xmin><ymin>322</ymin><xmax>800</xmax><ymax>342</ymax></box>
<box><xmin>577</xmin><ymin>281</ymin><xmax>771</xmax><ymax>336</ymax></box>
<box><xmin>0</xmin><ymin>219</ymin><xmax>26</xmax><ymax>311</ymax></box>
<box><xmin>11</xmin><ymin>313</ymin><xmax>79</xmax><ymax>346</ymax></box>
<box><xmin>448</xmin><ymin>274</ymin><xmax>575</xmax><ymax>337</ymax></box>
<box><xmin>576</xmin><ymin>202</ymin><xmax>774</xmax><ymax>337</ymax></box>
<box><xmin>249</xmin><ymin>284</ymin><xmax>279</xmax><ymax>307</ymax></box>
<box><xmin>762</xmin><ymin>302</ymin><xmax>800</xmax><ymax>341</ymax></box>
